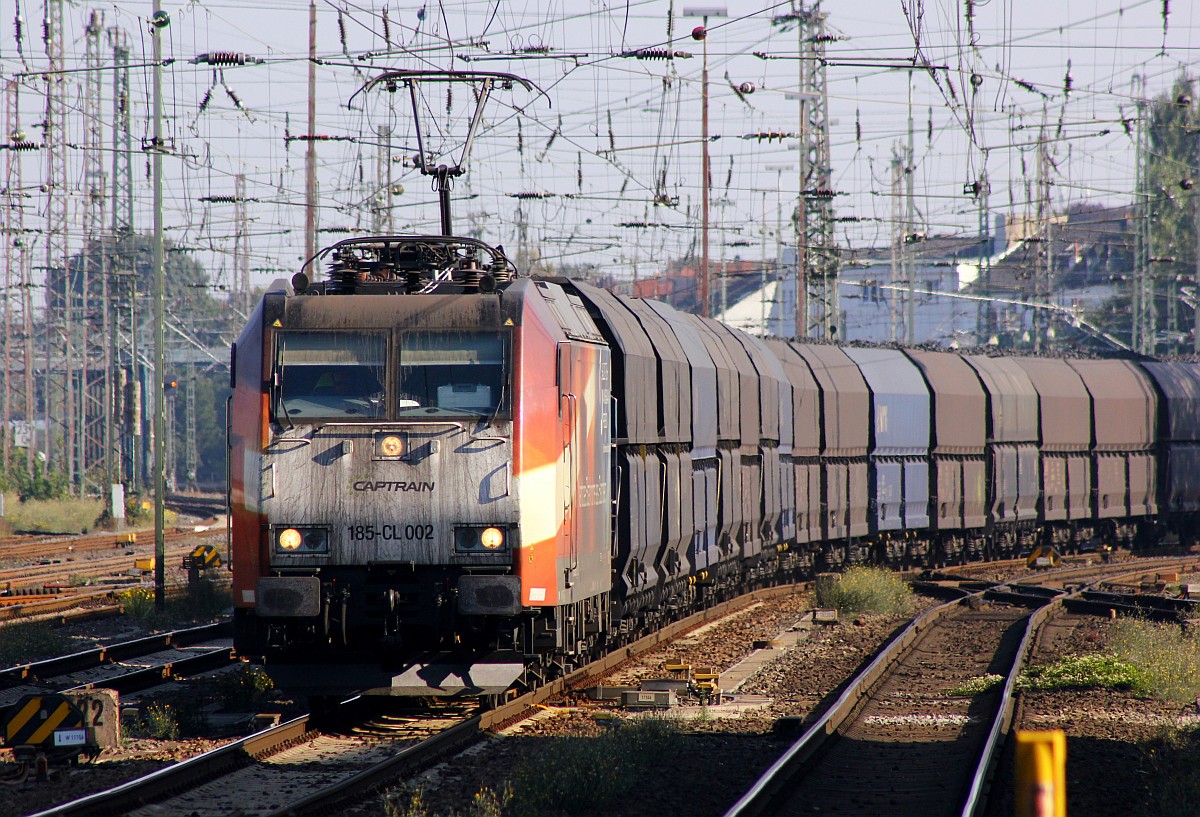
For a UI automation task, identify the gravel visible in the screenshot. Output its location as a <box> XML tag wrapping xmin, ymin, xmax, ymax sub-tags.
<box><xmin>8</xmin><ymin>581</ymin><xmax>1197</xmax><ymax>817</ymax></box>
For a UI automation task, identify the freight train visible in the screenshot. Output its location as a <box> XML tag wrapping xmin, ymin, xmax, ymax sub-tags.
<box><xmin>228</xmin><ymin>233</ymin><xmax>1200</xmax><ymax>700</ymax></box>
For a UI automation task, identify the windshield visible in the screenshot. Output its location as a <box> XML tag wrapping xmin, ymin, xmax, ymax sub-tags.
<box><xmin>273</xmin><ymin>329</ymin><xmax>510</xmax><ymax>422</ymax></box>
<box><xmin>276</xmin><ymin>332</ymin><xmax>386</xmax><ymax>420</ymax></box>
<box><xmin>397</xmin><ymin>331</ymin><xmax>509</xmax><ymax>417</ymax></box>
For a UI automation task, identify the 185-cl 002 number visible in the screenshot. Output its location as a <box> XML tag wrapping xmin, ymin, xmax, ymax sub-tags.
<box><xmin>347</xmin><ymin>524</ymin><xmax>433</xmax><ymax>541</ymax></box>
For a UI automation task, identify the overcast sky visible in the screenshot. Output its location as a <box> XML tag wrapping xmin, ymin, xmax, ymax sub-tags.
<box><xmin>2</xmin><ymin>0</ymin><xmax>1198</xmax><ymax>290</ymax></box>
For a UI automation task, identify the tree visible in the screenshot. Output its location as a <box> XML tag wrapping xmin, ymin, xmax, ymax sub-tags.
<box><xmin>1146</xmin><ymin>78</ymin><xmax>1199</xmax><ymax>268</ymax></box>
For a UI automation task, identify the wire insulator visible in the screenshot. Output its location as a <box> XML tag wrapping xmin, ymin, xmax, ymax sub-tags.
<box><xmin>191</xmin><ymin>51</ymin><xmax>259</xmax><ymax>66</ymax></box>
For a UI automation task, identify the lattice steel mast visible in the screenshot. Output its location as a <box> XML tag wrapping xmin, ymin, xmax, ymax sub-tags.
<box><xmin>777</xmin><ymin>3</ymin><xmax>839</xmax><ymax>340</ymax></box>
<box><xmin>80</xmin><ymin>10</ymin><xmax>109</xmax><ymax>492</ymax></box>
<box><xmin>42</xmin><ymin>0</ymin><xmax>74</xmax><ymax>487</ymax></box>
<box><xmin>2</xmin><ymin>80</ymin><xmax>35</xmax><ymax>478</ymax></box>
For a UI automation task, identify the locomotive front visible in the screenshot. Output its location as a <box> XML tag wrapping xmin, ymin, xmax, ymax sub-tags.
<box><xmin>231</xmin><ymin>238</ymin><xmax>614</xmax><ymax>698</ymax></box>
<box><xmin>232</xmin><ymin>242</ymin><xmax>531</xmax><ymax>697</ymax></box>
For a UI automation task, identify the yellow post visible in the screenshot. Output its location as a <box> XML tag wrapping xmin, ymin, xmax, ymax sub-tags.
<box><xmin>1015</xmin><ymin>729</ymin><xmax>1066</xmax><ymax>817</ymax></box>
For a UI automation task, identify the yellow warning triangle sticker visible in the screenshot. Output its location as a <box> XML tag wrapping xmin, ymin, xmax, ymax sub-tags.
<box><xmin>504</xmin><ymin>318</ymin><xmax>513</xmax><ymax>326</ymax></box>
<box><xmin>273</xmin><ymin>319</ymin><xmax>282</xmax><ymax>327</ymax></box>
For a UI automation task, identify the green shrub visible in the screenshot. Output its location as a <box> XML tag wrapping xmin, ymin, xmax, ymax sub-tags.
<box><xmin>123</xmin><ymin>696</ymin><xmax>207</xmax><ymax>740</ymax></box>
<box><xmin>0</xmin><ymin>620</ymin><xmax>72</xmax><ymax>665</ymax></box>
<box><xmin>120</xmin><ymin>586</ymin><xmax>156</xmax><ymax>623</ymax></box>
<box><xmin>815</xmin><ymin>566</ymin><xmax>914</xmax><ymax>616</ymax></box>
<box><xmin>1</xmin><ymin>492</ymin><xmax>103</xmax><ymax>534</ymax></box>
<box><xmin>509</xmin><ymin>717</ymin><xmax>682</xmax><ymax>814</ymax></box>
<box><xmin>1018</xmin><ymin>653</ymin><xmax>1141</xmax><ymax>692</ymax></box>
<box><xmin>8</xmin><ymin>459</ymin><xmax>69</xmax><ymax>502</ymax></box>
<box><xmin>216</xmin><ymin>664</ymin><xmax>275</xmax><ymax>710</ymax></box>
<box><xmin>1110</xmin><ymin>618</ymin><xmax>1200</xmax><ymax>703</ymax></box>
<box><xmin>123</xmin><ymin>702</ymin><xmax>180</xmax><ymax>740</ymax></box>
<box><xmin>119</xmin><ymin>579</ymin><xmax>230</xmax><ymax>629</ymax></box>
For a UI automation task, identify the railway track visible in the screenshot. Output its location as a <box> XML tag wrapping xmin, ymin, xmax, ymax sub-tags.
<box><xmin>725</xmin><ymin>558</ymin><xmax>1200</xmax><ymax>817</ymax></box>
<box><xmin>30</xmin><ymin>558</ymin><xmax>1200</xmax><ymax>817</ymax></box>
<box><xmin>724</xmin><ymin>584</ymin><xmax>1042</xmax><ymax>817</ymax></box>
<box><xmin>35</xmin><ymin>584</ymin><xmax>804</xmax><ymax>817</ymax></box>
<box><xmin>0</xmin><ymin>531</ymin><xmax>224</xmax><ymax>606</ymax></box>
<box><xmin>0</xmin><ymin>528</ymin><xmax>202</xmax><ymax>564</ymax></box>
<box><xmin>0</xmin><ymin>623</ymin><xmax>237</xmax><ymax>708</ymax></box>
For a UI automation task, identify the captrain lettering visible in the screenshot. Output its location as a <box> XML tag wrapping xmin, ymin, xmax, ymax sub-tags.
<box><xmin>351</xmin><ymin>481</ymin><xmax>436</xmax><ymax>493</ymax></box>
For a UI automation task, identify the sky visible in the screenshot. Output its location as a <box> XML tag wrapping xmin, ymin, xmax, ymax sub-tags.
<box><xmin>2</xmin><ymin>0</ymin><xmax>1198</xmax><ymax>296</ymax></box>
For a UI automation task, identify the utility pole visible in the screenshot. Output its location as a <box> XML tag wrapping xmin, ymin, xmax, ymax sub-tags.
<box><xmin>700</xmin><ymin>23</ymin><xmax>710</xmax><ymax>319</ymax></box>
<box><xmin>904</xmin><ymin>76</ymin><xmax>916</xmax><ymax>345</ymax></box>
<box><xmin>1133</xmin><ymin>76</ymin><xmax>1154</xmax><ymax>354</ymax></box>
<box><xmin>305</xmin><ymin>0</ymin><xmax>318</xmax><ymax>266</ymax></box>
<box><xmin>184</xmin><ymin>377</ymin><xmax>197</xmax><ymax>491</ymax></box>
<box><xmin>151</xmin><ymin>1</ymin><xmax>168</xmax><ymax>610</ymax></box>
<box><xmin>685</xmin><ymin>7</ymin><xmax>725</xmax><ymax>318</ymax></box>
<box><xmin>889</xmin><ymin>149</ymin><xmax>903</xmax><ymax>342</ymax></box>
<box><xmin>374</xmin><ymin>126</ymin><xmax>393</xmax><ymax>234</ymax></box>
<box><xmin>1032</xmin><ymin>109</ymin><xmax>1052</xmax><ymax>353</ymax></box>
<box><xmin>234</xmin><ymin>173</ymin><xmax>250</xmax><ymax>312</ymax></box>
<box><xmin>974</xmin><ymin>164</ymin><xmax>993</xmax><ymax>342</ymax></box>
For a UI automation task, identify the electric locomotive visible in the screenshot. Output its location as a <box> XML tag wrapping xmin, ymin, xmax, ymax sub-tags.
<box><xmin>230</xmin><ymin>236</ymin><xmax>614</xmax><ymax>696</ymax></box>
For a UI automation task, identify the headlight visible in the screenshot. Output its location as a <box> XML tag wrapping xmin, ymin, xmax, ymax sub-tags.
<box><xmin>274</xmin><ymin>526</ymin><xmax>329</xmax><ymax>554</ymax></box>
<box><xmin>278</xmin><ymin>528</ymin><xmax>303</xmax><ymax>551</ymax></box>
<box><xmin>480</xmin><ymin>526</ymin><xmax>505</xmax><ymax>550</ymax></box>
<box><xmin>378</xmin><ymin>434</ymin><xmax>404</xmax><ymax>458</ymax></box>
<box><xmin>374</xmin><ymin>431</ymin><xmax>407</xmax><ymax>459</ymax></box>
<box><xmin>455</xmin><ymin>525</ymin><xmax>510</xmax><ymax>553</ymax></box>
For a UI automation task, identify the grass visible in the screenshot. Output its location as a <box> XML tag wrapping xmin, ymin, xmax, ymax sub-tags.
<box><xmin>122</xmin><ymin>702</ymin><xmax>181</xmax><ymax>740</ymax></box>
<box><xmin>0</xmin><ymin>619</ymin><xmax>73</xmax><ymax>666</ymax></box>
<box><xmin>1017</xmin><ymin>619</ymin><xmax>1200</xmax><ymax>703</ymax></box>
<box><xmin>815</xmin><ymin>566</ymin><xmax>914</xmax><ymax>616</ymax></box>
<box><xmin>120</xmin><ymin>577</ymin><xmax>231</xmax><ymax>629</ymax></box>
<box><xmin>122</xmin><ymin>694</ymin><xmax>209</xmax><ymax>740</ymax></box>
<box><xmin>1017</xmin><ymin>653</ymin><xmax>1141</xmax><ymax>692</ymax></box>
<box><xmin>0</xmin><ymin>492</ymin><xmax>104</xmax><ymax>534</ymax></box>
<box><xmin>946</xmin><ymin>674</ymin><xmax>1006</xmax><ymax>697</ymax></box>
<box><xmin>384</xmin><ymin>786</ymin><xmax>512</xmax><ymax>817</ymax></box>
<box><xmin>507</xmin><ymin>716</ymin><xmax>683</xmax><ymax>815</ymax></box>
<box><xmin>1110</xmin><ymin>618</ymin><xmax>1200</xmax><ymax>703</ymax></box>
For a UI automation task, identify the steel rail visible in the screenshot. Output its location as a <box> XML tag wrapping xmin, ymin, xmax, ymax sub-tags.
<box><xmin>26</xmin><ymin>716</ymin><xmax>315</xmax><ymax>817</ymax></box>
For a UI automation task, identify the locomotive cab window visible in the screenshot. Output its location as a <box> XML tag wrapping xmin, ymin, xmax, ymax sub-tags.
<box><xmin>396</xmin><ymin>331</ymin><xmax>510</xmax><ymax>418</ymax></box>
<box><xmin>275</xmin><ymin>331</ymin><xmax>387</xmax><ymax>421</ymax></box>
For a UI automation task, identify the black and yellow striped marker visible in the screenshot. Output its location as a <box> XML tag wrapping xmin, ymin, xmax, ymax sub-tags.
<box><xmin>184</xmin><ymin>544</ymin><xmax>222</xmax><ymax>570</ymax></box>
<box><xmin>3</xmin><ymin>694</ymin><xmax>86</xmax><ymax>748</ymax></box>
